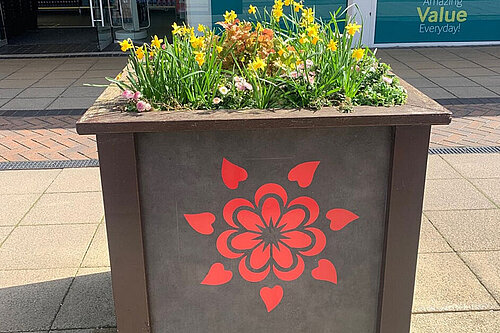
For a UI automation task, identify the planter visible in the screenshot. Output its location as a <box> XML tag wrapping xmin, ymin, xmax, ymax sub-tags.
<box><xmin>77</xmin><ymin>78</ymin><xmax>450</xmax><ymax>333</ymax></box>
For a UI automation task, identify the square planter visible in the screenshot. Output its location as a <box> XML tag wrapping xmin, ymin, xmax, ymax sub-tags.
<box><xmin>77</xmin><ymin>78</ymin><xmax>450</xmax><ymax>333</ymax></box>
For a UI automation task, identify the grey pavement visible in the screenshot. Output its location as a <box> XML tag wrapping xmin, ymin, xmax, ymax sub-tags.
<box><xmin>1</xmin><ymin>154</ymin><xmax>500</xmax><ymax>332</ymax></box>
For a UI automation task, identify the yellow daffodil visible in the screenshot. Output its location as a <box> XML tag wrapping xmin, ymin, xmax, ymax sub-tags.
<box><xmin>119</xmin><ymin>39</ymin><xmax>133</xmax><ymax>52</ymax></box>
<box><xmin>190</xmin><ymin>35</ymin><xmax>204</xmax><ymax>49</ymax></box>
<box><xmin>249</xmin><ymin>57</ymin><xmax>267</xmax><ymax>71</ymax></box>
<box><xmin>328</xmin><ymin>39</ymin><xmax>338</xmax><ymax>51</ymax></box>
<box><xmin>224</xmin><ymin>10</ymin><xmax>237</xmax><ymax>23</ymax></box>
<box><xmin>256</xmin><ymin>22</ymin><xmax>263</xmax><ymax>32</ymax></box>
<box><xmin>151</xmin><ymin>35</ymin><xmax>163</xmax><ymax>49</ymax></box>
<box><xmin>149</xmin><ymin>50</ymin><xmax>155</xmax><ymax>58</ymax></box>
<box><xmin>299</xmin><ymin>34</ymin><xmax>308</xmax><ymax>44</ymax></box>
<box><xmin>311</xmin><ymin>36</ymin><xmax>320</xmax><ymax>45</ymax></box>
<box><xmin>293</xmin><ymin>1</ymin><xmax>304</xmax><ymax>12</ymax></box>
<box><xmin>302</xmin><ymin>8</ymin><xmax>315</xmax><ymax>26</ymax></box>
<box><xmin>194</xmin><ymin>51</ymin><xmax>205</xmax><ymax>66</ymax></box>
<box><xmin>216</xmin><ymin>45</ymin><xmax>223</xmax><ymax>53</ymax></box>
<box><xmin>346</xmin><ymin>22</ymin><xmax>362</xmax><ymax>36</ymax></box>
<box><xmin>172</xmin><ymin>22</ymin><xmax>182</xmax><ymax>35</ymax></box>
<box><xmin>284</xmin><ymin>0</ymin><xmax>291</xmax><ymax>5</ymax></box>
<box><xmin>278</xmin><ymin>49</ymin><xmax>285</xmax><ymax>56</ymax></box>
<box><xmin>272</xmin><ymin>0</ymin><xmax>284</xmax><ymax>21</ymax></box>
<box><xmin>197</xmin><ymin>24</ymin><xmax>205</xmax><ymax>32</ymax></box>
<box><xmin>306</xmin><ymin>24</ymin><xmax>319</xmax><ymax>38</ymax></box>
<box><xmin>352</xmin><ymin>48</ymin><xmax>365</xmax><ymax>61</ymax></box>
<box><xmin>135</xmin><ymin>46</ymin><xmax>145</xmax><ymax>60</ymax></box>
<box><xmin>248</xmin><ymin>5</ymin><xmax>257</xmax><ymax>14</ymax></box>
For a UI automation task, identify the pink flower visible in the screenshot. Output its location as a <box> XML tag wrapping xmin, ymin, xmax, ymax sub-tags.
<box><xmin>306</xmin><ymin>59</ymin><xmax>314</xmax><ymax>68</ymax></box>
<box><xmin>383</xmin><ymin>76</ymin><xmax>393</xmax><ymax>84</ymax></box>
<box><xmin>290</xmin><ymin>71</ymin><xmax>299</xmax><ymax>79</ymax></box>
<box><xmin>244</xmin><ymin>82</ymin><xmax>253</xmax><ymax>91</ymax></box>
<box><xmin>133</xmin><ymin>91</ymin><xmax>142</xmax><ymax>100</ymax></box>
<box><xmin>213</xmin><ymin>97</ymin><xmax>222</xmax><ymax>105</ymax></box>
<box><xmin>162</xmin><ymin>44</ymin><xmax>166</xmax><ymax>49</ymax></box>
<box><xmin>122</xmin><ymin>90</ymin><xmax>134</xmax><ymax>99</ymax></box>
<box><xmin>136</xmin><ymin>101</ymin><xmax>151</xmax><ymax>112</ymax></box>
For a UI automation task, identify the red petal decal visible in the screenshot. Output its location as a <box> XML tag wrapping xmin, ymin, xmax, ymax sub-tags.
<box><xmin>184</xmin><ymin>212</ymin><xmax>216</xmax><ymax>235</ymax></box>
<box><xmin>260</xmin><ymin>285</ymin><xmax>283</xmax><ymax>312</ymax></box>
<box><xmin>326</xmin><ymin>209</ymin><xmax>359</xmax><ymax>231</ymax></box>
<box><xmin>239</xmin><ymin>257</ymin><xmax>270</xmax><ymax>282</ymax></box>
<box><xmin>288</xmin><ymin>161</ymin><xmax>320</xmax><ymax>188</ymax></box>
<box><xmin>222</xmin><ymin>158</ymin><xmax>248</xmax><ymax>189</ymax></box>
<box><xmin>311</xmin><ymin>259</ymin><xmax>337</xmax><ymax>284</ymax></box>
<box><xmin>273</xmin><ymin>255</ymin><xmax>305</xmax><ymax>281</ymax></box>
<box><xmin>201</xmin><ymin>263</ymin><xmax>233</xmax><ymax>285</ymax></box>
<box><xmin>216</xmin><ymin>230</ymin><xmax>243</xmax><ymax>259</ymax></box>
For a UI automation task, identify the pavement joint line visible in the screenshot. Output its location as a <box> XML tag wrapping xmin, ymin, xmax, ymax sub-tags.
<box><xmin>423</xmin><ymin>209</ymin><xmax>500</xmax><ymax>308</ymax></box>
<box><xmin>411</xmin><ymin>308</ymin><xmax>500</xmax><ymax>315</ymax></box>
<box><xmin>0</xmin><ymin>168</ymin><xmax>63</xmax><ymax>249</ymax></box>
<box><xmin>49</xmin><ymin>216</ymin><xmax>105</xmax><ymax>331</ymax></box>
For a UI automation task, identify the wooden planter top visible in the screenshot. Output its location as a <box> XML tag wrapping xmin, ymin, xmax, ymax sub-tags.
<box><xmin>76</xmin><ymin>71</ymin><xmax>451</xmax><ymax>135</ymax></box>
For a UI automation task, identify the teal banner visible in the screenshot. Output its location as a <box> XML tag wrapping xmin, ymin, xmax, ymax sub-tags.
<box><xmin>375</xmin><ymin>0</ymin><xmax>500</xmax><ymax>43</ymax></box>
<box><xmin>211</xmin><ymin>1</ymin><xmax>347</xmax><ymax>25</ymax></box>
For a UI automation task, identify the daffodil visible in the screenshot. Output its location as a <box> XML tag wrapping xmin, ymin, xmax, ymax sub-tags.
<box><xmin>197</xmin><ymin>24</ymin><xmax>205</xmax><ymax>32</ymax></box>
<box><xmin>216</xmin><ymin>45</ymin><xmax>223</xmax><ymax>53</ymax></box>
<box><xmin>352</xmin><ymin>48</ymin><xmax>365</xmax><ymax>61</ymax></box>
<box><xmin>299</xmin><ymin>34</ymin><xmax>308</xmax><ymax>44</ymax></box>
<box><xmin>248</xmin><ymin>5</ymin><xmax>257</xmax><ymax>14</ymax></box>
<box><xmin>278</xmin><ymin>49</ymin><xmax>285</xmax><ymax>56</ymax></box>
<box><xmin>190</xmin><ymin>35</ymin><xmax>204</xmax><ymax>49</ymax></box>
<box><xmin>194</xmin><ymin>51</ymin><xmax>205</xmax><ymax>66</ymax></box>
<box><xmin>346</xmin><ymin>22</ymin><xmax>362</xmax><ymax>36</ymax></box>
<box><xmin>328</xmin><ymin>39</ymin><xmax>338</xmax><ymax>52</ymax></box>
<box><xmin>256</xmin><ymin>22</ymin><xmax>263</xmax><ymax>32</ymax></box>
<box><xmin>151</xmin><ymin>35</ymin><xmax>163</xmax><ymax>49</ymax></box>
<box><xmin>135</xmin><ymin>46</ymin><xmax>145</xmax><ymax>60</ymax></box>
<box><xmin>311</xmin><ymin>36</ymin><xmax>320</xmax><ymax>45</ymax></box>
<box><xmin>249</xmin><ymin>57</ymin><xmax>267</xmax><ymax>71</ymax></box>
<box><xmin>224</xmin><ymin>10</ymin><xmax>237</xmax><ymax>23</ymax></box>
<box><xmin>301</xmin><ymin>8</ymin><xmax>315</xmax><ymax>26</ymax></box>
<box><xmin>172</xmin><ymin>22</ymin><xmax>183</xmax><ymax>35</ymax></box>
<box><xmin>119</xmin><ymin>39</ymin><xmax>133</xmax><ymax>52</ymax></box>
<box><xmin>306</xmin><ymin>24</ymin><xmax>319</xmax><ymax>38</ymax></box>
<box><xmin>149</xmin><ymin>50</ymin><xmax>155</xmax><ymax>58</ymax></box>
<box><xmin>284</xmin><ymin>0</ymin><xmax>291</xmax><ymax>5</ymax></box>
<box><xmin>293</xmin><ymin>1</ymin><xmax>304</xmax><ymax>12</ymax></box>
<box><xmin>272</xmin><ymin>0</ymin><xmax>284</xmax><ymax>21</ymax></box>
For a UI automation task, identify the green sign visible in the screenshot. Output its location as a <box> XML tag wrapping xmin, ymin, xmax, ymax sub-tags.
<box><xmin>375</xmin><ymin>0</ymin><xmax>500</xmax><ymax>43</ymax></box>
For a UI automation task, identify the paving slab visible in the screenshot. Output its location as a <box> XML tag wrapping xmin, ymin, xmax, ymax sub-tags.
<box><xmin>0</xmin><ymin>98</ymin><xmax>10</xmax><ymax>108</ymax></box>
<box><xmin>0</xmin><ymin>88</ymin><xmax>22</xmax><ymax>98</ymax></box>
<box><xmin>441</xmin><ymin>154</ymin><xmax>500</xmax><ymax>179</ymax></box>
<box><xmin>429</xmin><ymin>77</ymin><xmax>480</xmax><ymax>87</ymax></box>
<box><xmin>20</xmin><ymin>192</ymin><xmax>104</xmax><ymax>225</ymax></box>
<box><xmin>423</xmin><ymin>179</ymin><xmax>496</xmax><ymax>211</ymax></box>
<box><xmin>453</xmin><ymin>67</ymin><xmax>498</xmax><ymax>77</ymax></box>
<box><xmin>32</xmin><ymin>79</ymin><xmax>77</xmax><ymax>88</ymax></box>
<box><xmin>81</xmin><ymin>223</ymin><xmax>110</xmax><ymax>268</ymax></box>
<box><xmin>426</xmin><ymin>209</ymin><xmax>500</xmax><ymax>252</ymax></box>
<box><xmin>61</xmin><ymin>86</ymin><xmax>107</xmax><ymax>98</ymax></box>
<box><xmin>412</xmin><ymin>252</ymin><xmax>499</xmax><ymax>313</ymax></box>
<box><xmin>0</xmin><ymin>169</ymin><xmax>61</xmax><ymax>194</ymax></box>
<box><xmin>470</xmin><ymin>178</ymin><xmax>500</xmax><ymax>206</ymax></box>
<box><xmin>391</xmin><ymin>68</ymin><xmax>423</xmax><ymax>78</ymax></box>
<box><xmin>52</xmin><ymin>267</ymin><xmax>116</xmax><ymax>330</ymax></box>
<box><xmin>0</xmin><ymin>224</ymin><xmax>97</xmax><ymax>269</ymax></box>
<box><xmin>445</xmin><ymin>86</ymin><xmax>499</xmax><ymax>99</ymax></box>
<box><xmin>47</xmin><ymin>167</ymin><xmax>102</xmax><ymax>193</ymax></box>
<box><xmin>410</xmin><ymin>311</ymin><xmax>500</xmax><ymax>333</ymax></box>
<box><xmin>44</xmin><ymin>71</ymin><xmax>86</xmax><ymax>80</ymax></box>
<box><xmin>402</xmin><ymin>77</ymin><xmax>438</xmax><ymax>88</ymax></box>
<box><xmin>417</xmin><ymin>68</ymin><xmax>461</xmax><ymax>78</ymax></box>
<box><xmin>0</xmin><ymin>79</ymin><xmax>37</xmax><ymax>89</ymax></box>
<box><xmin>460</xmin><ymin>251</ymin><xmax>500</xmax><ymax>303</ymax></box>
<box><xmin>418</xmin><ymin>216</ymin><xmax>453</xmax><ymax>254</ymax></box>
<box><xmin>7</xmin><ymin>71</ymin><xmax>50</xmax><ymax>80</ymax></box>
<box><xmin>416</xmin><ymin>87</ymin><xmax>455</xmax><ymax>99</ymax></box>
<box><xmin>426</xmin><ymin>155</ymin><xmax>462</xmax><ymax>179</ymax></box>
<box><xmin>0</xmin><ymin>194</ymin><xmax>40</xmax><ymax>226</ymax></box>
<box><xmin>47</xmin><ymin>97</ymin><xmax>98</xmax><ymax>110</ymax></box>
<box><xmin>0</xmin><ymin>268</ymin><xmax>77</xmax><ymax>332</ymax></box>
<box><xmin>17</xmin><ymin>87</ymin><xmax>66</xmax><ymax>98</ymax></box>
<box><xmin>49</xmin><ymin>329</ymin><xmax>116</xmax><ymax>333</ymax></box>
<box><xmin>0</xmin><ymin>97</ymin><xmax>55</xmax><ymax>110</ymax></box>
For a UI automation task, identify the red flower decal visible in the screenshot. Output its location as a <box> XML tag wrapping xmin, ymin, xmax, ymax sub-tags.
<box><xmin>217</xmin><ymin>183</ymin><xmax>325</xmax><ymax>282</ymax></box>
<box><xmin>185</xmin><ymin>159</ymin><xmax>359</xmax><ymax>312</ymax></box>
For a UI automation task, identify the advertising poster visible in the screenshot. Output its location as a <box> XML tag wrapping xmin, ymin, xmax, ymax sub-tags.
<box><xmin>375</xmin><ymin>0</ymin><xmax>500</xmax><ymax>43</ymax></box>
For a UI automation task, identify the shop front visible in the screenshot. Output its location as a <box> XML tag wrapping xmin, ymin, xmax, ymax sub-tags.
<box><xmin>0</xmin><ymin>0</ymin><xmax>499</xmax><ymax>54</ymax></box>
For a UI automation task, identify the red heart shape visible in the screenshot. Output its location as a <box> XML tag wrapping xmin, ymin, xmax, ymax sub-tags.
<box><xmin>260</xmin><ymin>285</ymin><xmax>283</xmax><ymax>312</ymax></box>
<box><xmin>184</xmin><ymin>212</ymin><xmax>215</xmax><ymax>235</ymax></box>
<box><xmin>222</xmin><ymin>158</ymin><xmax>248</xmax><ymax>189</ymax></box>
<box><xmin>288</xmin><ymin>161</ymin><xmax>320</xmax><ymax>188</ymax></box>
<box><xmin>201</xmin><ymin>263</ymin><xmax>233</xmax><ymax>285</ymax></box>
<box><xmin>326</xmin><ymin>208</ymin><xmax>359</xmax><ymax>231</ymax></box>
<box><xmin>311</xmin><ymin>259</ymin><xmax>337</xmax><ymax>284</ymax></box>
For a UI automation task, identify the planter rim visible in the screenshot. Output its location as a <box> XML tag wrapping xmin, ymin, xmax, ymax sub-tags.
<box><xmin>76</xmin><ymin>70</ymin><xmax>451</xmax><ymax>135</ymax></box>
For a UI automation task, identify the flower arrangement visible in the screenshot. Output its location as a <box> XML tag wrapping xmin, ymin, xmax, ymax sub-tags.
<box><xmin>112</xmin><ymin>1</ymin><xmax>407</xmax><ymax>112</ymax></box>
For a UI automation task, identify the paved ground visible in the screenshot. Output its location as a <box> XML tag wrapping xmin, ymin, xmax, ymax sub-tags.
<box><xmin>0</xmin><ymin>154</ymin><xmax>499</xmax><ymax>332</ymax></box>
<box><xmin>0</xmin><ymin>47</ymin><xmax>500</xmax><ymax>162</ymax></box>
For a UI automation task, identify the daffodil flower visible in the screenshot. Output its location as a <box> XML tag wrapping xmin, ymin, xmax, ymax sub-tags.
<box><xmin>151</xmin><ymin>35</ymin><xmax>163</xmax><ymax>49</ymax></box>
<box><xmin>224</xmin><ymin>10</ymin><xmax>237</xmax><ymax>23</ymax></box>
<box><xmin>135</xmin><ymin>46</ymin><xmax>145</xmax><ymax>60</ymax></box>
<box><xmin>190</xmin><ymin>36</ymin><xmax>204</xmax><ymax>49</ymax></box>
<box><xmin>248</xmin><ymin>5</ymin><xmax>257</xmax><ymax>14</ymax></box>
<box><xmin>197</xmin><ymin>24</ymin><xmax>205</xmax><ymax>32</ymax></box>
<box><xmin>172</xmin><ymin>22</ymin><xmax>182</xmax><ymax>35</ymax></box>
<box><xmin>194</xmin><ymin>51</ymin><xmax>205</xmax><ymax>66</ymax></box>
<box><xmin>328</xmin><ymin>39</ymin><xmax>338</xmax><ymax>52</ymax></box>
<box><xmin>249</xmin><ymin>57</ymin><xmax>267</xmax><ymax>71</ymax></box>
<box><xmin>352</xmin><ymin>48</ymin><xmax>365</xmax><ymax>61</ymax></box>
<box><xmin>119</xmin><ymin>39</ymin><xmax>133</xmax><ymax>52</ymax></box>
<box><xmin>346</xmin><ymin>22</ymin><xmax>362</xmax><ymax>36</ymax></box>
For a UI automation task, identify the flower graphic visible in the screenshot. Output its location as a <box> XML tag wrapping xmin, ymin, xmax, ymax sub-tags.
<box><xmin>184</xmin><ymin>158</ymin><xmax>359</xmax><ymax>312</ymax></box>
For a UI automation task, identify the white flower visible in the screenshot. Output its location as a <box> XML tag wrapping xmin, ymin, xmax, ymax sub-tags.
<box><xmin>306</xmin><ymin>59</ymin><xmax>314</xmax><ymax>68</ymax></box>
<box><xmin>219</xmin><ymin>86</ymin><xmax>229</xmax><ymax>95</ymax></box>
<box><xmin>213</xmin><ymin>97</ymin><xmax>222</xmax><ymax>104</ymax></box>
<box><xmin>383</xmin><ymin>76</ymin><xmax>393</xmax><ymax>84</ymax></box>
